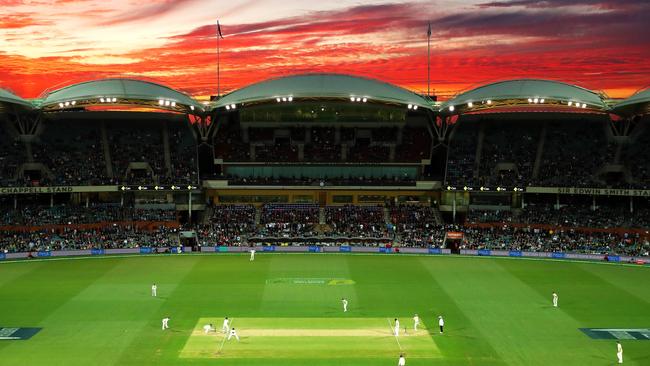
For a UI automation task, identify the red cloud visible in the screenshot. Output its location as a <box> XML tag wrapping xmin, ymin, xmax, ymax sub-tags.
<box><xmin>1</xmin><ymin>2</ymin><xmax>649</xmax><ymax>100</ymax></box>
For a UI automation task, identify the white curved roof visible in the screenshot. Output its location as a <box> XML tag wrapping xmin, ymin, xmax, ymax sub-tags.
<box><xmin>215</xmin><ymin>73</ymin><xmax>433</xmax><ymax>109</ymax></box>
<box><xmin>40</xmin><ymin>78</ymin><xmax>202</xmax><ymax>110</ymax></box>
<box><xmin>442</xmin><ymin>79</ymin><xmax>607</xmax><ymax>111</ymax></box>
<box><xmin>0</xmin><ymin>88</ymin><xmax>33</xmax><ymax>108</ymax></box>
<box><xmin>611</xmin><ymin>88</ymin><xmax>650</xmax><ymax>115</ymax></box>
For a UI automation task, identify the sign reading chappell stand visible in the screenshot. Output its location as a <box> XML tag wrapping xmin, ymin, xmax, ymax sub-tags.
<box><xmin>0</xmin><ymin>186</ymin><xmax>118</xmax><ymax>195</ymax></box>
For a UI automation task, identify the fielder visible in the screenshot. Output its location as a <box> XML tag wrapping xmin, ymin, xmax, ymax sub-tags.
<box><xmin>162</xmin><ymin>317</ymin><xmax>170</xmax><ymax>330</ymax></box>
<box><xmin>250</xmin><ymin>249</ymin><xmax>255</xmax><ymax>261</ymax></box>
<box><xmin>342</xmin><ymin>298</ymin><xmax>348</xmax><ymax>312</ymax></box>
<box><xmin>398</xmin><ymin>354</ymin><xmax>406</xmax><ymax>366</ymax></box>
<box><xmin>203</xmin><ymin>323</ymin><xmax>214</xmax><ymax>334</ymax></box>
<box><xmin>552</xmin><ymin>292</ymin><xmax>558</xmax><ymax>307</ymax></box>
<box><xmin>617</xmin><ymin>341</ymin><xmax>623</xmax><ymax>364</ymax></box>
<box><xmin>438</xmin><ymin>316</ymin><xmax>444</xmax><ymax>334</ymax></box>
<box><xmin>228</xmin><ymin>327</ymin><xmax>240</xmax><ymax>341</ymax></box>
<box><xmin>413</xmin><ymin>314</ymin><xmax>420</xmax><ymax>331</ymax></box>
<box><xmin>151</xmin><ymin>283</ymin><xmax>157</xmax><ymax>297</ymax></box>
<box><xmin>394</xmin><ymin>318</ymin><xmax>400</xmax><ymax>336</ymax></box>
<box><xmin>222</xmin><ymin>317</ymin><xmax>230</xmax><ymax>333</ymax></box>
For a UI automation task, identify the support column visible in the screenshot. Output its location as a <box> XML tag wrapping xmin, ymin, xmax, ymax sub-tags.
<box><xmin>335</xmin><ymin>126</ymin><xmax>341</xmax><ymax>144</ymax></box>
<box><xmin>241</xmin><ymin>126</ymin><xmax>249</xmax><ymax>143</ymax></box>
<box><xmin>341</xmin><ymin>144</ymin><xmax>347</xmax><ymax>162</ymax></box>
<box><xmin>305</xmin><ymin>128</ymin><xmax>312</xmax><ymax>143</ymax></box>
<box><xmin>554</xmin><ymin>194</ymin><xmax>560</xmax><ymax>210</ymax></box>
<box><xmin>389</xmin><ymin>144</ymin><xmax>396</xmax><ymax>162</ymax></box>
<box><xmin>630</xmin><ymin>197</ymin><xmax>634</xmax><ymax>214</ymax></box>
<box><xmin>86</xmin><ymin>195</ymin><xmax>89</xmax><ymax>208</ymax></box>
<box><xmin>50</xmin><ymin>194</ymin><xmax>54</xmax><ymax>208</ymax></box>
<box><xmin>298</xmin><ymin>144</ymin><xmax>304</xmax><ymax>161</ymax></box>
<box><xmin>397</xmin><ymin>127</ymin><xmax>403</xmax><ymax>144</ymax></box>
<box><xmin>249</xmin><ymin>145</ymin><xmax>256</xmax><ymax>162</ymax></box>
<box><xmin>188</xmin><ymin>192</ymin><xmax>192</xmax><ymax>224</ymax></box>
<box><xmin>591</xmin><ymin>196</ymin><xmax>597</xmax><ymax>211</ymax></box>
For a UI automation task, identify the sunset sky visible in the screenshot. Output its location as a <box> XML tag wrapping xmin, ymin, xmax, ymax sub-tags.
<box><xmin>1</xmin><ymin>0</ymin><xmax>649</xmax><ymax>100</ymax></box>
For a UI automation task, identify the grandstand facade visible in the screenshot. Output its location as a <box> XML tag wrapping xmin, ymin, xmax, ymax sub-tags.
<box><xmin>1</xmin><ymin>74</ymin><xmax>649</xmax><ymax>257</ymax></box>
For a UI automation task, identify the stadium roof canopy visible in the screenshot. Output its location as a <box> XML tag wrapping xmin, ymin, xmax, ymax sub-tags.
<box><xmin>440</xmin><ymin>79</ymin><xmax>608</xmax><ymax>115</ymax></box>
<box><xmin>0</xmin><ymin>88</ymin><xmax>33</xmax><ymax>109</ymax></box>
<box><xmin>39</xmin><ymin>78</ymin><xmax>203</xmax><ymax>113</ymax></box>
<box><xmin>214</xmin><ymin>73</ymin><xmax>433</xmax><ymax>111</ymax></box>
<box><xmin>611</xmin><ymin>88</ymin><xmax>650</xmax><ymax>116</ymax></box>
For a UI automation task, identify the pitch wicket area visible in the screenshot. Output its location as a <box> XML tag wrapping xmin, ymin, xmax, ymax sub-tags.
<box><xmin>180</xmin><ymin>317</ymin><xmax>440</xmax><ymax>359</ymax></box>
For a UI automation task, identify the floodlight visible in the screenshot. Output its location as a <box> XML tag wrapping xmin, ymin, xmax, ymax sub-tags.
<box><xmin>100</xmin><ymin>98</ymin><xmax>105</xmax><ymax>103</ymax></box>
<box><xmin>65</xmin><ymin>101</ymin><xmax>70</xmax><ymax>106</ymax></box>
<box><xmin>350</xmin><ymin>96</ymin><xmax>355</xmax><ymax>102</ymax></box>
<box><xmin>540</xmin><ymin>99</ymin><xmax>544</xmax><ymax>103</ymax></box>
<box><xmin>449</xmin><ymin>105</ymin><xmax>455</xmax><ymax>112</ymax></box>
<box><xmin>413</xmin><ymin>105</ymin><xmax>418</xmax><ymax>110</ymax></box>
<box><xmin>231</xmin><ymin>104</ymin><xmax>236</xmax><ymax>109</ymax></box>
<box><xmin>528</xmin><ymin>98</ymin><xmax>533</xmax><ymax>103</ymax></box>
<box><xmin>582</xmin><ymin>103</ymin><xmax>587</xmax><ymax>108</ymax></box>
<box><xmin>407</xmin><ymin>104</ymin><xmax>413</xmax><ymax>109</ymax></box>
<box><xmin>362</xmin><ymin>98</ymin><xmax>367</xmax><ymax>103</ymax></box>
<box><xmin>59</xmin><ymin>103</ymin><xmax>64</xmax><ymax>108</ymax></box>
<box><xmin>190</xmin><ymin>105</ymin><xmax>195</xmax><ymax>111</ymax></box>
<box><xmin>468</xmin><ymin>102</ymin><xmax>473</xmax><ymax>107</ymax></box>
<box><xmin>71</xmin><ymin>100</ymin><xmax>76</xmax><ymax>105</ymax></box>
<box><xmin>225</xmin><ymin>105</ymin><xmax>231</xmax><ymax>110</ymax></box>
<box><xmin>112</xmin><ymin>97</ymin><xmax>117</xmax><ymax>102</ymax></box>
<box><xmin>159</xmin><ymin>99</ymin><xmax>164</xmax><ymax>105</ymax></box>
<box><xmin>568</xmin><ymin>101</ymin><xmax>573</xmax><ymax>106</ymax></box>
<box><xmin>487</xmin><ymin>99</ymin><xmax>492</xmax><ymax>105</ymax></box>
<box><xmin>356</xmin><ymin>97</ymin><xmax>361</xmax><ymax>102</ymax></box>
<box><xmin>533</xmin><ymin>98</ymin><xmax>539</xmax><ymax>103</ymax></box>
<box><xmin>288</xmin><ymin>96</ymin><xmax>293</xmax><ymax>102</ymax></box>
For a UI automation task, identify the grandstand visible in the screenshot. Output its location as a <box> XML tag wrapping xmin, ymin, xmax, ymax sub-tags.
<box><xmin>0</xmin><ymin>74</ymin><xmax>649</xmax><ymax>259</ymax></box>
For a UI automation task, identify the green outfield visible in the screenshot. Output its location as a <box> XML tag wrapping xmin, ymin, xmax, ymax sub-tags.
<box><xmin>0</xmin><ymin>253</ymin><xmax>649</xmax><ymax>365</ymax></box>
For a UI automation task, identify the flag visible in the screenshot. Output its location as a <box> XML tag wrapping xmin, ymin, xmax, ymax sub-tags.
<box><xmin>427</xmin><ymin>22</ymin><xmax>431</xmax><ymax>37</ymax></box>
<box><xmin>217</xmin><ymin>20</ymin><xmax>224</xmax><ymax>39</ymax></box>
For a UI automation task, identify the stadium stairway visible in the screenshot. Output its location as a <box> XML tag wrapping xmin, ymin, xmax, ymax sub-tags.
<box><xmin>319</xmin><ymin>207</ymin><xmax>326</xmax><ymax>225</ymax></box>
<box><xmin>532</xmin><ymin>122</ymin><xmax>547</xmax><ymax>180</ymax></box>
<box><xmin>100</xmin><ymin>122</ymin><xmax>114</xmax><ymax>177</ymax></box>
<box><xmin>383</xmin><ymin>207</ymin><xmax>391</xmax><ymax>225</ymax></box>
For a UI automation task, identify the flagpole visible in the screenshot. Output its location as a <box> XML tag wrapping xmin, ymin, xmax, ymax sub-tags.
<box><xmin>427</xmin><ymin>22</ymin><xmax>431</xmax><ymax>97</ymax></box>
<box><xmin>217</xmin><ymin>22</ymin><xmax>221</xmax><ymax>98</ymax></box>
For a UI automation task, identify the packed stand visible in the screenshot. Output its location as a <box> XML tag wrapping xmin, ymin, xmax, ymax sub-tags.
<box><xmin>325</xmin><ymin>205</ymin><xmax>387</xmax><ymax>238</ymax></box>
<box><xmin>390</xmin><ymin>204</ymin><xmax>444</xmax><ymax>247</ymax></box>
<box><xmin>198</xmin><ymin>204</ymin><xmax>256</xmax><ymax>245</ymax></box>
<box><xmin>259</xmin><ymin>203</ymin><xmax>319</xmax><ymax>237</ymax></box>
<box><xmin>445</xmin><ymin>121</ymin><xmax>478</xmax><ymax>187</ymax></box>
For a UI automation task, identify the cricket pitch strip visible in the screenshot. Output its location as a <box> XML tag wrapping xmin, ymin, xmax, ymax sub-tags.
<box><xmin>180</xmin><ymin>317</ymin><xmax>441</xmax><ymax>359</ymax></box>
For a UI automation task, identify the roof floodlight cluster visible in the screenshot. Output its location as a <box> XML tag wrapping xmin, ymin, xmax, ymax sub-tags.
<box><xmin>225</xmin><ymin>103</ymin><xmax>237</xmax><ymax>110</ymax></box>
<box><xmin>275</xmin><ymin>95</ymin><xmax>293</xmax><ymax>103</ymax></box>
<box><xmin>99</xmin><ymin>97</ymin><xmax>118</xmax><ymax>103</ymax></box>
<box><xmin>157</xmin><ymin>99</ymin><xmax>177</xmax><ymax>107</ymax></box>
<box><xmin>349</xmin><ymin>95</ymin><xmax>368</xmax><ymax>103</ymax></box>
<box><xmin>407</xmin><ymin>104</ymin><xmax>419</xmax><ymax>110</ymax></box>
<box><xmin>528</xmin><ymin>97</ymin><xmax>545</xmax><ymax>104</ymax></box>
<box><xmin>58</xmin><ymin>100</ymin><xmax>77</xmax><ymax>109</ymax></box>
<box><xmin>567</xmin><ymin>101</ymin><xmax>587</xmax><ymax>108</ymax></box>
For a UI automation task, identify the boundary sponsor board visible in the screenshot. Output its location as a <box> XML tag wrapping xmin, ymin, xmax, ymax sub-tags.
<box><xmin>580</xmin><ymin>328</ymin><xmax>650</xmax><ymax>340</ymax></box>
<box><xmin>339</xmin><ymin>246</ymin><xmax>352</xmax><ymax>252</ymax></box>
<box><xmin>0</xmin><ymin>327</ymin><xmax>41</xmax><ymax>340</ymax></box>
<box><xmin>139</xmin><ymin>247</ymin><xmax>153</xmax><ymax>254</ymax></box>
<box><xmin>308</xmin><ymin>246</ymin><xmax>321</xmax><ymax>253</ymax></box>
<box><xmin>37</xmin><ymin>251</ymin><xmax>51</xmax><ymax>257</ymax></box>
<box><xmin>478</xmin><ymin>249</ymin><xmax>491</xmax><ymax>256</ymax></box>
<box><xmin>262</xmin><ymin>246</ymin><xmax>276</xmax><ymax>252</ymax></box>
<box><xmin>90</xmin><ymin>248</ymin><xmax>104</xmax><ymax>255</ymax></box>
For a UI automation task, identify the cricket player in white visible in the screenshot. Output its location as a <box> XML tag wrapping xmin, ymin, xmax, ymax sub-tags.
<box><xmin>250</xmin><ymin>249</ymin><xmax>255</xmax><ymax>261</ymax></box>
<box><xmin>413</xmin><ymin>314</ymin><xmax>420</xmax><ymax>331</ymax></box>
<box><xmin>552</xmin><ymin>292</ymin><xmax>558</xmax><ymax>307</ymax></box>
<box><xmin>228</xmin><ymin>327</ymin><xmax>240</xmax><ymax>341</ymax></box>
<box><xmin>342</xmin><ymin>298</ymin><xmax>348</xmax><ymax>312</ymax></box>
<box><xmin>398</xmin><ymin>354</ymin><xmax>406</xmax><ymax>365</ymax></box>
<box><xmin>617</xmin><ymin>341</ymin><xmax>623</xmax><ymax>364</ymax></box>
<box><xmin>162</xmin><ymin>317</ymin><xmax>169</xmax><ymax>330</ymax></box>
<box><xmin>203</xmin><ymin>323</ymin><xmax>214</xmax><ymax>334</ymax></box>
<box><xmin>151</xmin><ymin>283</ymin><xmax>157</xmax><ymax>297</ymax></box>
<box><xmin>438</xmin><ymin>316</ymin><xmax>444</xmax><ymax>334</ymax></box>
<box><xmin>394</xmin><ymin>318</ymin><xmax>400</xmax><ymax>336</ymax></box>
<box><xmin>222</xmin><ymin>317</ymin><xmax>230</xmax><ymax>333</ymax></box>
